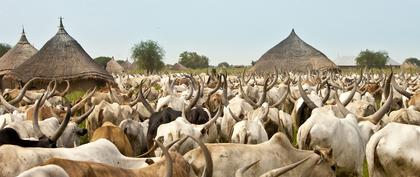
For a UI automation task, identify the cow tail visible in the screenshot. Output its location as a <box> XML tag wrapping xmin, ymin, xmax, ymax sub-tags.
<box><xmin>365</xmin><ymin>131</ymin><xmax>385</xmax><ymax>177</ymax></box>
<box><xmin>297</xmin><ymin>121</ymin><xmax>313</xmax><ymax>150</ymax></box>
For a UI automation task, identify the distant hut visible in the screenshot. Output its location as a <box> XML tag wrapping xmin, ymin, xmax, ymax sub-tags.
<box><xmin>0</xmin><ymin>29</ymin><xmax>38</xmax><ymax>88</ymax></box>
<box><xmin>400</xmin><ymin>58</ymin><xmax>419</xmax><ymax>70</ymax></box>
<box><xmin>6</xmin><ymin>18</ymin><xmax>114</xmax><ymax>91</ymax></box>
<box><xmin>251</xmin><ymin>29</ymin><xmax>337</xmax><ymax>73</ymax></box>
<box><xmin>106</xmin><ymin>57</ymin><xmax>124</xmax><ymax>74</ymax></box>
<box><xmin>120</xmin><ymin>60</ymin><xmax>136</xmax><ymax>72</ymax></box>
<box><xmin>172</xmin><ymin>63</ymin><xmax>189</xmax><ymax>70</ymax></box>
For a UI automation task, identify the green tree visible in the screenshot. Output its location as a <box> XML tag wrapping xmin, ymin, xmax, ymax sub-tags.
<box><xmin>405</xmin><ymin>57</ymin><xmax>420</xmax><ymax>66</ymax></box>
<box><xmin>355</xmin><ymin>49</ymin><xmax>389</xmax><ymax>68</ymax></box>
<box><xmin>0</xmin><ymin>43</ymin><xmax>12</xmax><ymax>58</ymax></box>
<box><xmin>178</xmin><ymin>51</ymin><xmax>209</xmax><ymax>69</ymax></box>
<box><xmin>132</xmin><ymin>40</ymin><xmax>165</xmax><ymax>74</ymax></box>
<box><xmin>218</xmin><ymin>62</ymin><xmax>230</xmax><ymax>68</ymax></box>
<box><xmin>93</xmin><ymin>56</ymin><xmax>112</xmax><ymax>68</ymax></box>
<box><xmin>116</xmin><ymin>60</ymin><xmax>126</xmax><ymax>65</ymax></box>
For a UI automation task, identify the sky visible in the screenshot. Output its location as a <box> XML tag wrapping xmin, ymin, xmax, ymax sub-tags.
<box><xmin>1</xmin><ymin>0</ymin><xmax>419</xmax><ymax>65</ymax></box>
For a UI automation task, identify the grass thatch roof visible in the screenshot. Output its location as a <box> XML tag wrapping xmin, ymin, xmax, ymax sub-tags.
<box><xmin>0</xmin><ymin>29</ymin><xmax>38</xmax><ymax>76</ymax></box>
<box><xmin>106</xmin><ymin>57</ymin><xmax>124</xmax><ymax>74</ymax></box>
<box><xmin>251</xmin><ymin>29</ymin><xmax>337</xmax><ymax>72</ymax></box>
<box><xmin>172</xmin><ymin>63</ymin><xmax>189</xmax><ymax>70</ymax></box>
<box><xmin>7</xmin><ymin>19</ymin><xmax>114</xmax><ymax>83</ymax></box>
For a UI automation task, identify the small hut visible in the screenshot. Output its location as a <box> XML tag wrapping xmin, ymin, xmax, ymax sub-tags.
<box><xmin>0</xmin><ymin>29</ymin><xmax>38</xmax><ymax>88</ymax></box>
<box><xmin>120</xmin><ymin>60</ymin><xmax>137</xmax><ymax>72</ymax></box>
<box><xmin>251</xmin><ymin>29</ymin><xmax>337</xmax><ymax>73</ymax></box>
<box><xmin>172</xmin><ymin>63</ymin><xmax>189</xmax><ymax>70</ymax></box>
<box><xmin>400</xmin><ymin>58</ymin><xmax>420</xmax><ymax>70</ymax></box>
<box><xmin>7</xmin><ymin>19</ymin><xmax>113</xmax><ymax>91</ymax></box>
<box><xmin>106</xmin><ymin>57</ymin><xmax>124</xmax><ymax>74</ymax></box>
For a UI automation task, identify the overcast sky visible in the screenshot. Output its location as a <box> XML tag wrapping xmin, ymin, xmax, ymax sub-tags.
<box><xmin>1</xmin><ymin>0</ymin><xmax>419</xmax><ymax>65</ymax></box>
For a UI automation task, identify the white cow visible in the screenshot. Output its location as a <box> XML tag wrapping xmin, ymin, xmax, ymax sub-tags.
<box><xmin>366</xmin><ymin>122</ymin><xmax>420</xmax><ymax>177</ymax></box>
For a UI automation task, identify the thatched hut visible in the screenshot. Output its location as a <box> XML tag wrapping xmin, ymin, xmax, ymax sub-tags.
<box><xmin>251</xmin><ymin>29</ymin><xmax>337</xmax><ymax>73</ymax></box>
<box><xmin>400</xmin><ymin>58</ymin><xmax>420</xmax><ymax>70</ymax></box>
<box><xmin>172</xmin><ymin>63</ymin><xmax>189</xmax><ymax>70</ymax></box>
<box><xmin>0</xmin><ymin>29</ymin><xmax>38</xmax><ymax>89</ymax></box>
<box><xmin>106</xmin><ymin>57</ymin><xmax>124</xmax><ymax>74</ymax></box>
<box><xmin>120</xmin><ymin>60</ymin><xmax>136</xmax><ymax>72</ymax></box>
<box><xmin>6</xmin><ymin>19</ymin><xmax>114</xmax><ymax>90</ymax></box>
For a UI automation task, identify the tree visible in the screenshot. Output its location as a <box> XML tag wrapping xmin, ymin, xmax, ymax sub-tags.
<box><xmin>93</xmin><ymin>56</ymin><xmax>112</xmax><ymax>68</ymax></box>
<box><xmin>218</xmin><ymin>62</ymin><xmax>230</xmax><ymax>68</ymax></box>
<box><xmin>116</xmin><ymin>60</ymin><xmax>126</xmax><ymax>65</ymax></box>
<box><xmin>132</xmin><ymin>40</ymin><xmax>165</xmax><ymax>74</ymax></box>
<box><xmin>405</xmin><ymin>57</ymin><xmax>420</xmax><ymax>67</ymax></box>
<box><xmin>0</xmin><ymin>43</ymin><xmax>11</xmax><ymax>58</ymax></box>
<box><xmin>355</xmin><ymin>49</ymin><xmax>389</xmax><ymax>68</ymax></box>
<box><xmin>178</xmin><ymin>51</ymin><xmax>209</xmax><ymax>69</ymax></box>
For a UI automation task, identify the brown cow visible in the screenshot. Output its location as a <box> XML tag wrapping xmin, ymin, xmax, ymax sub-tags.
<box><xmin>91</xmin><ymin>121</ymin><xmax>133</xmax><ymax>157</ymax></box>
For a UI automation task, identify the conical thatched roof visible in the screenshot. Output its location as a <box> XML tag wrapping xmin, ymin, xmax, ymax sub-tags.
<box><xmin>106</xmin><ymin>57</ymin><xmax>124</xmax><ymax>74</ymax></box>
<box><xmin>0</xmin><ymin>29</ymin><xmax>38</xmax><ymax>76</ymax></box>
<box><xmin>120</xmin><ymin>60</ymin><xmax>136</xmax><ymax>71</ymax></box>
<box><xmin>7</xmin><ymin>19</ymin><xmax>113</xmax><ymax>83</ymax></box>
<box><xmin>172</xmin><ymin>63</ymin><xmax>189</xmax><ymax>70</ymax></box>
<box><xmin>251</xmin><ymin>29</ymin><xmax>337</xmax><ymax>72</ymax></box>
<box><xmin>401</xmin><ymin>58</ymin><xmax>420</xmax><ymax>70</ymax></box>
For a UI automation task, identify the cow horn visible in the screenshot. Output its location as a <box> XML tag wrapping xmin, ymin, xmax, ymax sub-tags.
<box><xmin>33</xmin><ymin>94</ymin><xmax>45</xmax><ymax>137</ymax></box>
<box><xmin>334</xmin><ymin>90</ymin><xmax>352</xmax><ymax>117</ymax></box>
<box><xmin>138</xmin><ymin>137</ymin><xmax>182</xmax><ymax>157</ymax></box>
<box><xmin>184</xmin><ymin>75</ymin><xmax>195</xmax><ymax>100</ymax></box>
<box><xmin>391</xmin><ymin>76</ymin><xmax>413</xmax><ymax>99</ymax></box>
<box><xmin>187</xmin><ymin>135</ymin><xmax>213</xmax><ymax>177</ymax></box>
<box><xmin>242</xmin><ymin>68</ymin><xmax>251</xmax><ymax>84</ymax></box>
<box><xmin>340</xmin><ymin>80</ymin><xmax>358</xmax><ymax>106</ymax></box>
<box><xmin>298</xmin><ymin>76</ymin><xmax>318</xmax><ymax>110</ymax></box>
<box><xmin>367</xmin><ymin>74</ymin><xmax>393</xmax><ymax>124</ymax></box>
<box><xmin>70</xmin><ymin>87</ymin><xmax>96</xmax><ymax>113</ymax></box>
<box><xmin>201</xmin><ymin>105</ymin><xmax>222</xmax><ymax>132</ymax></box>
<box><xmin>108</xmin><ymin>83</ymin><xmax>121</xmax><ymax>104</ymax></box>
<box><xmin>46</xmin><ymin>80</ymin><xmax>58</xmax><ymax>99</ymax></box>
<box><xmin>39</xmin><ymin>80</ymin><xmax>57</xmax><ymax>105</ymax></box>
<box><xmin>50</xmin><ymin>104</ymin><xmax>71</xmax><ymax>142</ymax></box>
<box><xmin>205</xmin><ymin>75</ymin><xmax>222</xmax><ymax>105</ymax></box>
<box><xmin>222</xmin><ymin>73</ymin><xmax>229</xmax><ymax>106</ymax></box>
<box><xmin>235</xmin><ymin>160</ymin><xmax>260</xmax><ymax>177</ymax></box>
<box><xmin>239</xmin><ymin>79</ymin><xmax>258</xmax><ymax>108</ymax></box>
<box><xmin>0</xmin><ymin>90</ymin><xmax>21</xmax><ymax>112</ymax></box>
<box><xmin>168</xmin><ymin>136</ymin><xmax>189</xmax><ymax>152</ymax></box>
<box><xmin>55</xmin><ymin>80</ymin><xmax>70</xmax><ymax>97</ymax></box>
<box><xmin>335</xmin><ymin>73</ymin><xmax>393</xmax><ymax>124</ymax></box>
<box><xmin>260</xmin><ymin>104</ymin><xmax>270</xmax><ymax>124</ymax></box>
<box><xmin>185</xmin><ymin>80</ymin><xmax>201</xmax><ymax>116</ymax></box>
<box><xmin>259</xmin><ymin>155</ymin><xmax>313</xmax><ymax>177</ymax></box>
<box><xmin>154</xmin><ymin>139</ymin><xmax>173</xmax><ymax>177</ymax></box>
<box><xmin>8</xmin><ymin>77</ymin><xmax>37</xmax><ymax>105</ymax></box>
<box><xmin>129</xmin><ymin>82</ymin><xmax>151</xmax><ymax>107</ymax></box>
<box><xmin>321</xmin><ymin>83</ymin><xmax>330</xmax><ymax>104</ymax></box>
<box><xmin>266</xmin><ymin>67</ymin><xmax>278</xmax><ymax>90</ymax></box>
<box><xmin>228</xmin><ymin>107</ymin><xmax>242</xmax><ymax>122</ymax></box>
<box><xmin>254</xmin><ymin>76</ymin><xmax>270</xmax><ymax>108</ymax></box>
<box><xmin>74</xmin><ymin>105</ymin><xmax>95</xmax><ymax>124</ymax></box>
<box><xmin>271</xmin><ymin>84</ymin><xmax>289</xmax><ymax>108</ymax></box>
<box><xmin>138</xmin><ymin>80</ymin><xmax>155</xmax><ymax>114</ymax></box>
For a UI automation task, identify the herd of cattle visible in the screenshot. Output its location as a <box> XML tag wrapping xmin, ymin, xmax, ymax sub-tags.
<box><xmin>0</xmin><ymin>68</ymin><xmax>419</xmax><ymax>177</ymax></box>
